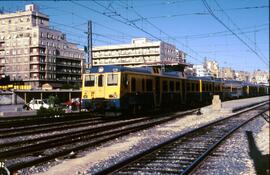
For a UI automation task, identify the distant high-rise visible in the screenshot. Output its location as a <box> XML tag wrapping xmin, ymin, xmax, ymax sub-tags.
<box><xmin>0</xmin><ymin>4</ymin><xmax>84</xmax><ymax>88</ymax></box>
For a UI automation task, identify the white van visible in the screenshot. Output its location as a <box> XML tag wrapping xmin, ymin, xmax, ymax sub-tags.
<box><xmin>29</xmin><ymin>99</ymin><xmax>50</xmax><ymax>110</ymax></box>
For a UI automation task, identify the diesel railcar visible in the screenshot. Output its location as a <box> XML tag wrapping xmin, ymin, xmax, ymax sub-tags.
<box><xmin>81</xmin><ymin>65</ymin><xmax>268</xmax><ymax>113</ymax></box>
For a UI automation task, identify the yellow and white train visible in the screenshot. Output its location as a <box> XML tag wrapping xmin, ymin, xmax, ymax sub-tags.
<box><xmin>81</xmin><ymin>65</ymin><xmax>269</xmax><ymax>114</ymax></box>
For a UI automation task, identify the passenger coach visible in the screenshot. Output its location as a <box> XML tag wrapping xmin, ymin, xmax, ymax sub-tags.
<box><xmin>81</xmin><ymin>65</ymin><xmax>269</xmax><ymax>114</ymax></box>
<box><xmin>81</xmin><ymin>66</ymin><xmax>187</xmax><ymax>113</ymax></box>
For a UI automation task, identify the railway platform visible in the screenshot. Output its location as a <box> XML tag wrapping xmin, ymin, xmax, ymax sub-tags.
<box><xmin>201</xmin><ymin>96</ymin><xmax>269</xmax><ymax>114</ymax></box>
<box><xmin>34</xmin><ymin>95</ymin><xmax>269</xmax><ymax>175</ymax></box>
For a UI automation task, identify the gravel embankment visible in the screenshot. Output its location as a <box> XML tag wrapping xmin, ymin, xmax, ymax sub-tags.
<box><xmin>35</xmin><ymin>109</ymin><xmax>234</xmax><ymax>174</ymax></box>
<box><xmin>20</xmin><ymin>97</ymin><xmax>267</xmax><ymax>175</ymax></box>
<box><xmin>192</xmin><ymin>112</ymin><xmax>269</xmax><ymax>175</ymax></box>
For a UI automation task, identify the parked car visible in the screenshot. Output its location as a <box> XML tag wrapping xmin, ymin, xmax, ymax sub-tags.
<box><xmin>28</xmin><ymin>99</ymin><xmax>50</xmax><ymax>110</ymax></box>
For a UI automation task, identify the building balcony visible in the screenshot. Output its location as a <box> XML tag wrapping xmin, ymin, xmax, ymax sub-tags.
<box><xmin>30</xmin><ymin>52</ymin><xmax>46</xmax><ymax>56</ymax></box>
<box><xmin>30</xmin><ymin>60</ymin><xmax>47</xmax><ymax>65</ymax></box>
<box><xmin>29</xmin><ymin>77</ymin><xmax>40</xmax><ymax>81</ymax></box>
<box><xmin>93</xmin><ymin>52</ymin><xmax>159</xmax><ymax>59</ymax></box>
<box><xmin>57</xmin><ymin>55</ymin><xmax>82</xmax><ymax>61</ymax></box>
<box><xmin>56</xmin><ymin>71</ymin><xmax>81</xmax><ymax>75</ymax></box>
<box><xmin>56</xmin><ymin>62</ymin><xmax>81</xmax><ymax>68</ymax></box>
<box><xmin>29</xmin><ymin>60</ymin><xmax>40</xmax><ymax>64</ymax></box>
<box><xmin>30</xmin><ymin>45</ymin><xmax>46</xmax><ymax>48</ymax></box>
<box><xmin>30</xmin><ymin>69</ymin><xmax>39</xmax><ymax>72</ymax></box>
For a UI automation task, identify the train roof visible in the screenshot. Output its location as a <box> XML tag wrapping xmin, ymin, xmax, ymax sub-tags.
<box><xmin>86</xmin><ymin>65</ymin><xmax>185</xmax><ymax>78</ymax></box>
<box><xmin>86</xmin><ymin>65</ymin><xmax>152</xmax><ymax>74</ymax></box>
<box><xmin>187</xmin><ymin>76</ymin><xmax>214</xmax><ymax>81</ymax></box>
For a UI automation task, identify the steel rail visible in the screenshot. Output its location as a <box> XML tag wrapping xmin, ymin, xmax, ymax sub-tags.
<box><xmin>5</xmin><ymin>109</ymin><xmax>197</xmax><ymax>174</ymax></box>
<box><xmin>94</xmin><ymin>102</ymin><xmax>268</xmax><ymax>175</ymax></box>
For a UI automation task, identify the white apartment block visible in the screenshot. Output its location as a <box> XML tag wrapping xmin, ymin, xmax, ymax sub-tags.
<box><xmin>251</xmin><ymin>70</ymin><xmax>269</xmax><ymax>85</ymax></box>
<box><xmin>0</xmin><ymin>4</ymin><xmax>84</xmax><ymax>88</ymax></box>
<box><xmin>193</xmin><ymin>64</ymin><xmax>212</xmax><ymax>77</ymax></box>
<box><xmin>205</xmin><ymin>59</ymin><xmax>219</xmax><ymax>78</ymax></box>
<box><xmin>92</xmin><ymin>38</ymin><xmax>186</xmax><ymax>67</ymax></box>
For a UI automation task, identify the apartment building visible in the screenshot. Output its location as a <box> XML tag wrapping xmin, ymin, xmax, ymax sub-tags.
<box><xmin>0</xmin><ymin>4</ymin><xmax>84</xmax><ymax>88</ymax></box>
<box><xmin>193</xmin><ymin>64</ymin><xmax>212</xmax><ymax>77</ymax></box>
<box><xmin>250</xmin><ymin>70</ymin><xmax>269</xmax><ymax>85</ymax></box>
<box><xmin>204</xmin><ymin>58</ymin><xmax>219</xmax><ymax>78</ymax></box>
<box><xmin>92</xmin><ymin>38</ymin><xmax>186</xmax><ymax>67</ymax></box>
<box><xmin>235</xmin><ymin>70</ymin><xmax>250</xmax><ymax>82</ymax></box>
<box><xmin>219</xmin><ymin>67</ymin><xmax>236</xmax><ymax>80</ymax></box>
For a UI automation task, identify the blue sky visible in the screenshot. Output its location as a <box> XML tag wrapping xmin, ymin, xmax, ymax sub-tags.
<box><xmin>1</xmin><ymin>0</ymin><xmax>269</xmax><ymax>72</ymax></box>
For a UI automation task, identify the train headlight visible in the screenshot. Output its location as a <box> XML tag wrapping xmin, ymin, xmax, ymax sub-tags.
<box><xmin>98</xmin><ymin>67</ymin><xmax>104</xmax><ymax>73</ymax></box>
<box><xmin>112</xmin><ymin>68</ymin><xmax>119</xmax><ymax>72</ymax></box>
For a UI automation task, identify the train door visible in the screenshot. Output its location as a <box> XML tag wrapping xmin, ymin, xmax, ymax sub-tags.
<box><xmin>155</xmin><ymin>77</ymin><xmax>160</xmax><ymax>106</ymax></box>
<box><xmin>95</xmin><ymin>74</ymin><xmax>105</xmax><ymax>98</ymax></box>
<box><xmin>182</xmin><ymin>79</ymin><xmax>186</xmax><ymax>104</ymax></box>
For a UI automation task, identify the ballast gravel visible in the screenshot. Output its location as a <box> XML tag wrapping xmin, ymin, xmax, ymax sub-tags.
<box><xmin>192</xmin><ymin>113</ymin><xmax>269</xmax><ymax>175</ymax></box>
<box><xmin>21</xmin><ymin>98</ymin><xmax>268</xmax><ymax>175</ymax></box>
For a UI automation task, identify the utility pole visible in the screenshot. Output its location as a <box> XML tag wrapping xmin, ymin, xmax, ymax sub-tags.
<box><xmin>87</xmin><ymin>20</ymin><xmax>93</xmax><ymax>68</ymax></box>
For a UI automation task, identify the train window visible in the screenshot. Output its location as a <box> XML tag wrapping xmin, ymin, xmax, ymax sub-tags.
<box><xmin>162</xmin><ymin>81</ymin><xmax>168</xmax><ymax>92</ymax></box>
<box><xmin>202</xmin><ymin>83</ymin><xmax>205</xmax><ymax>91</ymax></box>
<box><xmin>176</xmin><ymin>81</ymin><xmax>180</xmax><ymax>91</ymax></box>
<box><xmin>84</xmin><ymin>75</ymin><xmax>95</xmax><ymax>86</ymax></box>
<box><xmin>122</xmin><ymin>74</ymin><xmax>128</xmax><ymax>87</ymax></box>
<box><xmin>169</xmin><ymin>81</ymin><xmax>174</xmax><ymax>91</ymax></box>
<box><xmin>107</xmin><ymin>74</ymin><xmax>118</xmax><ymax>86</ymax></box>
<box><xmin>142</xmin><ymin>79</ymin><xmax>145</xmax><ymax>91</ymax></box>
<box><xmin>187</xmin><ymin>82</ymin><xmax>190</xmax><ymax>91</ymax></box>
<box><xmin>146</xmin><ymin>79</ymin><xmax>153</xmax><ymax>91</ymax></box>
<box><xmin>131</xmin><ymin>78</ymin><xmax>136</xmax><ymax>92</ymax></box>
<box><xmin>98</xmin><ymin>75</ymin><xmax>104</xmax><ymax>87</ymax></box>
<box><xmin>191</xmin><ymin>83</ymin><xmax>195</xmax><ymax>91</ymax></box>
<box><xmin>196</xmin><ymin>83</ymin><xmax>199</xmax><ymax>91</ymax></box>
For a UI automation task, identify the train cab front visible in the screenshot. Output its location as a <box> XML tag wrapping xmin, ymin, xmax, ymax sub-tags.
<box><xmin>81</xmin><ymin>66</ymin><xmax>121</xmax><ymax>113</ymax></box>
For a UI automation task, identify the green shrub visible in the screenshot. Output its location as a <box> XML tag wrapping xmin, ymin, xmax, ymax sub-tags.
<box><xmin>37</xmin><ymin>107</ymin><xmax>64</xmax><ymax>117</ymax></box>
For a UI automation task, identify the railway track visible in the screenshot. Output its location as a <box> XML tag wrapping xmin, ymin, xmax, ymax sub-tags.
<box><xmin>1</xmin><ymin>109</ymin><xmax>196</xmax><ymax>174</ymax></box>
<box><xmin>0</xmin><ymin>112</ymin><xmax>98</xmax><ymax>128</ymax></box>
<box><xmin>96</xmin><ymin>102</ymin><xmax>269</xmax><ymax>175</ymax></box>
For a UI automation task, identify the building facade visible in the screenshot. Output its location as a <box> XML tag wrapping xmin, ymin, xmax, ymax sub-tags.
<box><xmin>92</xmin><ymin>38</ymin><xmax>186</xmax><ymax>67</ymax></box>
<box><xmin>235</xmin><ymin>70</ymin><xmax>250</xmax><ymax>82</ymax></box>
<box><xmin>193</xmin><ymin>64</ymin><xmax>212</xmax><ymax>77</ymax></box>
<box><xmin>219</xmin><ymin>67</ymin><xmax>236</xmax><ymax>80</ymax></box>
<box><xmin>0</xmin><ymin>4</ymin><xmax>84</xmax><ymax>88</ymax></box>
<box><xmin>204</xmin><ymin>58</ymin><xmax>219</xmax><ymax>78</ymax></box>
<box><xmin>250</xmin><ymin>70</ymin><xmax>269</xmax><ymax>85</ymax></box>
